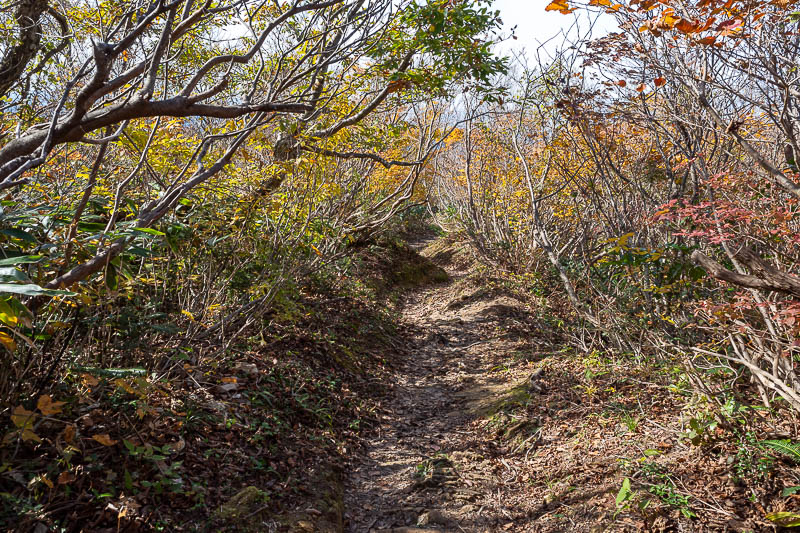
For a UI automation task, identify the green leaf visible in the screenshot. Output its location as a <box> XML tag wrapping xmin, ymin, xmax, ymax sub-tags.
<box><xmin>0</xmin><ymin>283</ymin><xmax>73</xmax><ymax>297</ymax></box>
<box><xmin>77</xmin><ymin>221</ymin><xmax>107</xmax><ymax>232</ymax></box>
<box><xmin>127</xmin><ymin>246</ymin><xmax>153</xmax><ymax>258</ymax></box>
<box><xmin>616</xmin><ymin>477</ymin><xmax>632</xmax><ymax>506</ymax></box>
<box><xmin>132</xmin><ymin>227</ymin><xmax>165</xmax><ymax>236</ymax></box>
<box><xmin>0</xmin><ymin>267</ymin><xmax>29</xmax><ymax>282</ymax></box>
<box><xmin>105</xmin><ymin>263</ymin><xmax>118</xmax><ymax>291</ymax></box>
<box><xmin>762</xmin><ymin>440</ymin><xmax>800</xmax><ymax>463</ymax></box>
<box><xmin>766</xmin><ymin>511</ymin><xmax>800</xmax><ymax>527</ymax></box>
<box><xmin>72</xmin><ymin>365</ymin><xmax>146</xmax><ymax>378</ymax></box>
<box><xmin>0</xmin><ymin>228</ymin><xmax>37</xmax><ymax>244</ymax></box>
<box><xmin>0</xmin><ymin>255</ymin><xmax>43</xmax><ymax>266</ymax></box>
<box><xmin>782</xmin><ymin>486</ymin><xmax>800</xmax><ymax>497</ymax></box>
<box><xmin>124</xmin><ymin>469</ymin><xmax>133</xmax><ymax>492</ymax></box>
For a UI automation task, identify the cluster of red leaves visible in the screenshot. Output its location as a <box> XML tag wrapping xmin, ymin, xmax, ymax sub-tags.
<box><xmin>653</xmin><ymin>173</ymin><xmax>800</xmax><ymax>245</ymax></box>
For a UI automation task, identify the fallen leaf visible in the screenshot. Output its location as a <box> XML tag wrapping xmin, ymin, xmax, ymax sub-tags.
<box><xmin>21</xmin><ymin>428</ymin><xmax>41</xmax><ymax>443</ymax></box>
<box><xmin>92</xmin><ymin>434</ymin><xmax>118</xmax><ymax>446</ymax></box>
<box><xmin>166</xmin><ymin>437</ymin><xmax>186</xmax><ymax>453</ymax></box>
<box><xmin>114</xmin><ymin>379</ymin><xmax>137</xmax><ymax>395</ymax></box>
<box><xmin>63</xmin><ymin>424</ymin><xmax>76</xmax><ymax>444</ymax></box>
<box><xmin>654</xmin><ymin>77</ymin><xmax>667</xmax><ymax>87</ymax></box>
<box><xmin>11</xmin><ymin>406</ymin><xmax>36</xmax><ymax>429</ymax></box>
<box><xmin>81</xmin><ymin>373</ymin><xmax>99</xmax><ymax>387</ymax></box>
<box><xmin>37</xmin><ymin>395</ymin><xmax>66</xmax><ymax>416</ymax></box>
<box><xmin>766</xmin><ymin>511</ymin><xmax>800</xmax><ymax>527</ymax></box>
<box><xmin>58</xmin><ymin>471</ymin><xmax>76</xmax><ymax>484</ymax></box>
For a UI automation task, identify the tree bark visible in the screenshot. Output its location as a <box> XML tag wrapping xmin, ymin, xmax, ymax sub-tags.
<box><xmin>0</xmin><ymin>0</ymin><xmax>49</xmax><ymax>98</ymax></box>
<box><xmin>692</xmin><ymin>247</ymin><xmax>800</xmax><ymax>297</ymax></box>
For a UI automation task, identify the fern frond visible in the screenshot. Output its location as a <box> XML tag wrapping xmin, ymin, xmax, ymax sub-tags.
<box><xmin>762</xmin><ymin>439</ymin><xmax>800</xmax><ymax>463</ymax></box>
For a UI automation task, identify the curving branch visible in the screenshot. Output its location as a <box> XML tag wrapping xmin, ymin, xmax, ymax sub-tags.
<box><xmin>300</xmin><ymin>143</ymin><xmax>423</xmax><ymax>168</ymax></box>
<box><xmin>692</xmin><ymin>247</ymin><xmax>800</xmax><ymax>298</ymax></box>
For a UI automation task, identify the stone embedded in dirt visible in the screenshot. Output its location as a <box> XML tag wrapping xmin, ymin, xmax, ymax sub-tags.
<box><xmin>527</xmin><ymin>367</ymin><xmax>545</xmax><ymax>393</ymax></box>
<box><xmin>417</xmin><ymin>509</ymin><xmax>452</xmax><ymax>527</ymax></box>
<box><xmin>291</xmin><ymin>520</ymin><xmax>315</xmax><ymax>532</ymax></box>
<box><xmin>411</xmin><ymin>456</ymin><xmax>456</xmax><ymax>490</ymax></box>
<box><xmin>217</xmin><ymin>382</ymin><xmax>238</xmax><ymax>393</ymax></box>
<box><xmin>233</xmin><ymin>362</ymin><xmax>259</xmax><ymax>375</ymax></box>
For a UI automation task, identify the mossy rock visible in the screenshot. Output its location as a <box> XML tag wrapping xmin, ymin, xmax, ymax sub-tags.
<box><xmin>357</xmin><ymin>238</ymin><xmax>450</xmax><ymax>301</ymax></box>
<box><xmin>394</xmin><ymin>260</ymin><xmax>449</xmax><ymax>286</ymax></box>
<box><xmin>476</xmin><ymin>383</ymin><xmax>532</xmax><ymax>418</ymax></box>
<box><xmin>275</xmin><ymin>468</ymin><xmax>344</xmax><ymax>532</ymax></box>
<box><xmin>216</xmin><ymin>486</ymin><xmax>269</xmax><ymax>523</ymax></box>
<box><xmin>384</xmin><ymin>239</ymin><xmax>449</xmax><ymax>288</ymax></box>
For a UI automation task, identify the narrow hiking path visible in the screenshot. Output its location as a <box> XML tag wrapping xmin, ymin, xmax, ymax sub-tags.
<box><xmin>343</xmin><ymin>238</ymin><xmax>519</xmax><ymax>532</ymax></box>
<box><xmin>341</xmin><ymin>240</ymin><xmax>625</xmax><ymax>533</ymax></box>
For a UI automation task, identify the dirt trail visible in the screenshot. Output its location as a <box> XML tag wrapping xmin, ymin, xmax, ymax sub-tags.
<box><xmin>343</xmin><ymin>240</ymin><xmax>577</xmax><ymax>532</ymax></box>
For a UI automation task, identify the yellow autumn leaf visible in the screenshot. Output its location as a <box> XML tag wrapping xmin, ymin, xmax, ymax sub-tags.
<box><xmin>37</xmin><ymin>395</ymin><xmax>66</xmax><ymax>416</ymax></box>
<box><xmin>545</xmin><ymin>0</ymin><xmax>574</xmax><ymax>13</ymax></box>
<box><xmin>181</xmin><ymin>309</ymin><xmax>195</xmax><ymax>321</ymax></box>
<box><xmin>11</xmin><ymin>406</ymin><xmax>36</xmax><ymax>429</ymax></box>
<box><xmin>617</xmin><ymin>232</ymin><xmax>635</xmax><ymax>247</ymax></box>
<box><xmin>0</xmin><ymin>299</ymin><xmax>18</xmax><ymax>327</ymax></box>
<box><xmin>0</xmin><ymin>331</ymin><xmax>16</xmax><ymax>352</ymax></box>
<box><xmin>114</xmin><ymin>379</ymin><xmax>137</xmax><ymax>395</ymax></box>
<box><xmin>21</xmin><ymin>428</ymin><xmax>42</xmax><ymax>443</ymax></box>
<box><xmin>92</xmin><ymin>434</ymin><xmax>118</xmax><ymax>446</ymax></box>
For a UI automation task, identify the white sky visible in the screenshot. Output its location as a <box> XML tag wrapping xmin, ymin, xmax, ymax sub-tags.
<box><xmin>492</xmin><ymin>0</ymin><xmax>619</xmax><ymax>58</ymax></box>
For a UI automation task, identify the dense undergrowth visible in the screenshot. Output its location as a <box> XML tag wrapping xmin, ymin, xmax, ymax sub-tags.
<box><xmin>0</xmin><ymin>227</ymin><xmax>444</xmax><ymax>531</ymax></box>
